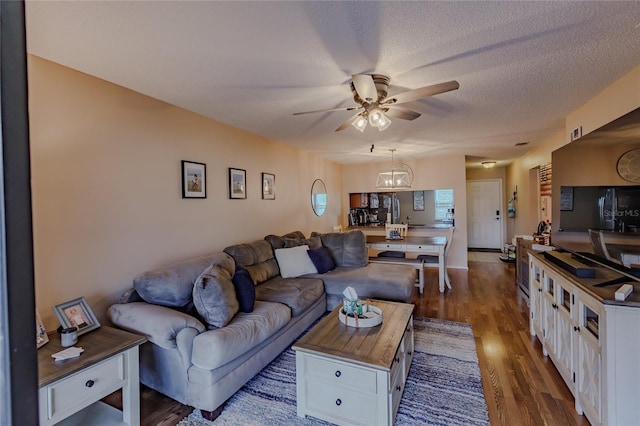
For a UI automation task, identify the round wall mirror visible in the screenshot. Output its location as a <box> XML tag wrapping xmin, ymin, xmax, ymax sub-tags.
<box><xmin>311</xmin><ymin>179</ymin><xmax>327</xmax><ymax>216</ymax></box>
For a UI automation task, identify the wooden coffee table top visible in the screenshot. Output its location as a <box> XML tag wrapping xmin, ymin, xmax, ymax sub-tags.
<box><xmin>293</xmin><ymin>299</ymin><xmax>414</xmax><ymax>371</ymax></box>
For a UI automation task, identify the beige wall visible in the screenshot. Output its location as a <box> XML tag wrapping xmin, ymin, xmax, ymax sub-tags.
<box><xmin>506</xmin><ymin>64</ymin><xmax>640</xmax><ymax>244</ymax></box>
<box><xmin>342</xmin><ymin>155</ymin><xmax>468</xmax><ymax>269</ymax></box>
<box><xmin>28</xmin><ymin>56</ymin><xmax>342</xmax><ymax>330</ymax></box>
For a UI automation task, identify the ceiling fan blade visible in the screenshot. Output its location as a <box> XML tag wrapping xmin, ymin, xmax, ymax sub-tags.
<box><xmin>335</xmin><ymin>113</ymin><xmax>362</xmax><ymax>132</ymax></box>
<box><xmin>384</xmin><ymin>107</ymin><xmax>421</xmax><ymax>121</ymax></box>
<box><xmin>352</xmin><ymin>74</ymin><xmax>378</xmax><ymax>103</ymax></box>
<box><xmin>292</xmin><ymin>106</ymin><xmax>359</xmax><ymax>116</ymax></box>
<box><xmin>385</xmin><ymin>80</ymin><xmax>460</xmax><ymax>105</ymax></box>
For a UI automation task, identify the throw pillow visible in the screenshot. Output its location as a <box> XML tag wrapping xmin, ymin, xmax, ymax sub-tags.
<box><xmin>193</xmin><ymin>265</ymin><xmax>239</xmax><ymax>328</ymax></box>
<box><xmin>307</xmin><ymin>246</ymin><xmax>336</xmax><ymax>274</ymax></box>
<box><xmin>232</xmin><ymin>265</ymin><xmax>255</xmax><ymax>313</ymax></box>
<box><xmin>274</xmin><ymin>245</ymin><xmax>318</xmax><ymax>278</ymax></box>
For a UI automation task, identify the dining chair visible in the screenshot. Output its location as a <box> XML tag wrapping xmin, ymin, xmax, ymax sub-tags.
<box><xmin>378</xmin><ymin>223</ymin><xmax>408</xmax><ymax>258</ymax></box>
<box><xmin>417</xmin><ymin>226</ymin><xmax>454</xmax><ymax>288</ymax></box>
<box><xmin>588</xmin><ymin>228</ymin><xmax>613</xmax><ymax>261</ymax></box>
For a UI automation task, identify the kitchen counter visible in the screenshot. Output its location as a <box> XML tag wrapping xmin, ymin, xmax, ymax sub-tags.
<box><xmin>348</xmin><ymin>223</ymin><xmax>453</xmax><ymax>230</ymax></box>
<box><xmin>529</xmin><ymin>250</ymin><xmax>640</xmax><ymax>307</ymax></box>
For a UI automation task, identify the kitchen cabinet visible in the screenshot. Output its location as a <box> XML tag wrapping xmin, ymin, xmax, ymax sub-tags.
<box><xmin>349</xmin><ymin>193</ymin><xmax>368</xmax><ymax>208</ymax></box>
<box><xmin>528</xmin><ymin>253</ymin><xmax>640</xmax><ymax>426</ymax></box>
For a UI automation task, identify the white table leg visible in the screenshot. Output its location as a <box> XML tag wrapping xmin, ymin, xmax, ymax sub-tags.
<box><xmin>123</xmin><ymin>346</ymin><xmax>141</xmax><ymax>426</ymax></box>
<box><xmin>418</xmin><ymin>264</ymin><xmax>424</xmax><ymax>294</ymax></box>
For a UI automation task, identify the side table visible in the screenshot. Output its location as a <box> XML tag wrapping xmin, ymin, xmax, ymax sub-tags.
<box><xmin>38</xmin><ymin>325</ymin><xmax>146</xmax><ymax>426</ymax></box>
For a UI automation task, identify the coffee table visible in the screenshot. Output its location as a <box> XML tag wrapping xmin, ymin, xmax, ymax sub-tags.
<box><xmin>292</xmin><ymin>299</ymin><xmax>414</xmax><ymax>425</ymax></box>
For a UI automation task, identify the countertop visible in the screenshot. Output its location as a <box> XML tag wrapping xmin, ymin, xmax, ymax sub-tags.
<box><xmin>348</xmin><ymin>223</ymin><xmax>453</xmax><ymax>230</ymax></box>
<box><xmin>529</xmin><ymin>250</ymin><xmax>640</xmax><ymax>308</ymax></box>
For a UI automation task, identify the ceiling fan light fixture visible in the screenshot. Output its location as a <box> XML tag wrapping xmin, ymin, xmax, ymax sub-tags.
<box><xmin>352</xmin><ymin>114</ymin><xmax>368</xmax><ymax>132</ymax></box>
<box><xmin>377</xmin><ymin>113</ymin><xmax>391</xmax><ymax>131</ymax></box>
<box><xmin>482</xmin><ymin>161</ymin><xmax>497</xmax><ymax>169</ymax></box>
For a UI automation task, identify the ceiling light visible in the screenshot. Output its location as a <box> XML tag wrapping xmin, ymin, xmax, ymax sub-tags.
<box><xmin>351</xmin><ymin>115</ymin><xmax>368</xmax><ymax>132</ymax></box>
<box><xmin>482</xmin><ymin>161</ymin><xmax>497</xmax><ymax>169</ymax></box>
<box><xmin>367</xmin><ymin>108</ymin><xmax>392</xmax><ymax>131</ymax></box>
<box><xmin>376</xmin><ymin>149</ymin><xmax>413</xmax><ymax>189</ymax></box>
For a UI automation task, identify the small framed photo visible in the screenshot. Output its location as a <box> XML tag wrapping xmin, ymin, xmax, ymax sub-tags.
<box><xmin>229</xmin><ymin>168</ymin><xmax>247</xmax><ymax>199</ymax></box>
<box><xmin>262</xmin><ymin>172</ymin><xmax>275</xmax><ymax>200</ymax></box>
<box><xmin>36</xmin><ymin>309</ymin><xmax>49</xmax><ymax>348</ymax></box>
<box><xmin>182</xmin><ymin>160</ymin><xmax>207</xmax><ymax>199</ymax></box>
<box><xmin>53</xmin><ymin>297</ymin><xmax>101</xmax><ymax>336</ymax></box>
<box><xmin>413</xmin><ymin>191</ymin><xmax>425</xmax><ymax>211</ymax></box>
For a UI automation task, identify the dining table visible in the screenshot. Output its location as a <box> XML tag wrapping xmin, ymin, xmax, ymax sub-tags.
<box><xmin>366</xmin><ymin>235</ymin><xmax>448</xmax><ymax>292</ymax></box>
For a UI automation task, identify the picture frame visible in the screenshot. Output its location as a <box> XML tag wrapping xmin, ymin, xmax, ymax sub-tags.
<box><xmin>182</xmin><ymin>160</ymin><xmax>207</xmax><ymax>199</ymax></box>
<box><xmin>413</xmin><ymin>191</ymin><xmax>425</xmax><ymax>211</ymax></box>
<box><xmin>229</xmin><ymin>168</ymin><xmax>247</xmax><ymax>199</ymax></box>
<box><xmin>261</xmin><ymin>172</ymin><xmax>275</xmax><ymax>200</ymax></box>
<box><xmin>53</xmin><ymin>297</ymin><xmax>101</xmax><ymax>336</ymax></box>
<box><xmin>36</xmin><ymin>309</ymin><xmax>49</xmax><ymax>348</ymax></box>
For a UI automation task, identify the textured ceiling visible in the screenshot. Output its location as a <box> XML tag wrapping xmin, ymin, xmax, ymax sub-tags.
<box><xmin>25</xmin><ymin>1</ymin><xmax>640</xmax><ymax>166</ymax></box>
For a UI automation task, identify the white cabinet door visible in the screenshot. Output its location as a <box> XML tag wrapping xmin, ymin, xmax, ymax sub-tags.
<box><xmin>542</xmin><ymin>270</ymin><xmax>556</xmax><ymax>357</ymax></box>
<box><xmin>529</xmin><ymin>256</ymin><xmax>544</xmax><ymax>338</ymax></box>
<box><xmin>552</xmin><ymin>271</ymin><xmax>574</xmax><ymax>391</ymax></box>
<box><xmin>576</xmin><ymin>297</ymin><xmax>602</xmax><ymax>425</ymax></box>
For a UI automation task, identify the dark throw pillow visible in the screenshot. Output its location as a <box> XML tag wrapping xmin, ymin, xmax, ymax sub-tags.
<box><xmin>307</xmin><ymin>246</ymin><xmax>336</xmax><ymax>274</ymax></box>
<box><xmin>232</xmin><ymin>265</ymin><xmax>256</xmax><ymax>313</ymax></box>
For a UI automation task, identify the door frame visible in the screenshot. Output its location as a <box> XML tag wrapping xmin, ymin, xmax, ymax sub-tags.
<box><xmin>466</xmin><ymin>178</ymin><xmax>505</xmax><ymax>250</ymax></box>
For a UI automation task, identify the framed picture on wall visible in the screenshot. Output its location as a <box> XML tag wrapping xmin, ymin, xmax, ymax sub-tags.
<box><xmin>262</xmin><ymin>172</ymin><xmax>275</xmax><ymax>200</ymax></box>
<box><xmin>413</xmin><ymin>191</ymin><xmax>425</xmax><ymax>211</ymax></box>
<box><xmin>181</xmin><ymin>160</ymin><xmax>206</xmax><ymax>198</ymax></box>
<box><xmin>229</xmin><ymin>168</ymin><xmax>247</xmax><ymax>199</ymax></box>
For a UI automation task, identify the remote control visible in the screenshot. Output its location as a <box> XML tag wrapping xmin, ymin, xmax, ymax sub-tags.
<box><xmin>615</xmin><ymin>284</ymin><xmax>633</xmax><ymax>301</ymax></box>
<box><xmin>51</xmin><ymin>346</ymin><xmax>84</xmax><ymax>361</ymax></box>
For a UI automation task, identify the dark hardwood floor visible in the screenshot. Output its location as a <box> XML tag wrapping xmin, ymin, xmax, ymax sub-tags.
<box><xmin>109</xmin><ymin>255</ymin><xmax>591</xmax><ymax>425</ymax></box>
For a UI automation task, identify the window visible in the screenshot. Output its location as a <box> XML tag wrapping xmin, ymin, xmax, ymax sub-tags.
<box><xmin>434</xmin><ymin>189</ymin><xmax>454</xmax><ymax>222</ymax></box>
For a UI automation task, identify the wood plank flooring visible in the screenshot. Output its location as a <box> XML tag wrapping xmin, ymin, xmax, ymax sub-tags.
<box><xmin>110</xmin><ymin>256</ymin><xmax>591</xmax><ymax>425</ymax></box>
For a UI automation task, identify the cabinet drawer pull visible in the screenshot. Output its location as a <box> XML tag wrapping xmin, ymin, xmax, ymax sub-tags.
<box><xmin>335</xmin><ymin>370</ymin><xmax>341</xmax><ymax>377</ymax></box>
<box><xmin>85</xmin><ymin>380</ymin><xmax>95</xmax><ymax>388</ymax></box>
<box><xmin>395</xmin><ymin>357</ymin><xmax>400</xmax><ymax>363</ymax></box>
<box><xmin>407</xmin><ymin>351</ymin><xmax>413</xmax><ymax>356</ymax></box>
<box><xmin>335</xmin><ymin>398</ymin><xmax>342</xmax><ymax>406</ymax></box>
<box><xmin>396</xmin><ymin>385</ymin><xmax>402</xmax><ymax>392</ymax></box>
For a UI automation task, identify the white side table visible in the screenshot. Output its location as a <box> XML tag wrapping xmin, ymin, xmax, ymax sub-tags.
<box><xmin>38</xmin><ymin>325</ymin><xmax>146</xmax><ymax>425</ymax></box>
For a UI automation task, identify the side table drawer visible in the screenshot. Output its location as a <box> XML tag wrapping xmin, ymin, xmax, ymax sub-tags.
<box><xmin>41</xmin><ymin>353</ymin><xmax>125</xmax><ymax>422</ymax></box>
<box><xmin>302</xmin><ymin>354</ymin><xmax>377</xmax><ymax>393</ymax></box>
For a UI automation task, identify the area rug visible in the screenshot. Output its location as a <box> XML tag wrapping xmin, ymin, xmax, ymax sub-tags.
<box><xmin>178</xmin><ymin>317</ymin><xmax>489</xmax><ymax>426</ymax></box>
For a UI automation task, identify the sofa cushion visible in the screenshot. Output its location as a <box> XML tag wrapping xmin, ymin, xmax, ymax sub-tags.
<box><xmin>133</xmin><ymin>252</ymin><xmax>235</xmax><ymax>308</ymax></box>
<box><xmin>274</xmin><ymin>245</ymin><xmax>318</xmax><ymax>278</ymax></box>
<box><xmin>193</xmin><ymin>265</ymin><xmax>239</xmax><ymax>328</ymax></box>
<box><xmin>264</xmin><ymin>231</ymin><xmax>306</xmax><ymax>249</ymax></box>
<box><xmin>224</xmin><ymin>240</ymin><xmax>279</xmax><ymax>285</ymax></box>
<box><xmin>317</xmin><ymin>230</ymin><xmax>368</xmax><ymax>267</ymax></box>
<box><xmin>191</xmin><ymin>300</ymin><xmax>291</xmax><ymax>370</ymax></box>
<box><xmin>254</xmin><ymin>275</ymin><xmax>325</xmax><ymax>316</ymax></box>
<box><xmin>283</xmin><ymin>235</ymin><xmax>322</xmax><ymax>249</ymax></box>
<box><xmin>232</xmin><ymin>266</ymin><xmax>255</xmax><ymax>313</ymax></box>
<box><xmin>307</xmin><ymin>246</ymin><xmax>336</xmax><ymax>274</ymax></box>
<box><xmin>308</xmin><ymin>263</ymin><xmax>415</xmax><ymax>303</ymax></box>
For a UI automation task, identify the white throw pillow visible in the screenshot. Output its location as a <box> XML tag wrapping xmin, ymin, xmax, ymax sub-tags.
<box><xmin>275</xmin><ymin>245</ymin><xmax>318</xmax><ymax>278</ymax></box>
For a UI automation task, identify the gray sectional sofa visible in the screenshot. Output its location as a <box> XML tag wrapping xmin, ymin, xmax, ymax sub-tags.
<box><xmin>107</xmin><ymin>230</ymin><xmax>415</xmax><ymax>416</ymax></box>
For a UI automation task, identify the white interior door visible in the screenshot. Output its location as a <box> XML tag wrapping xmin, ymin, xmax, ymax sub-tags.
<box><xmin>467</xmin><ymin>179</ymin><xmax>503</xmax><ymax>249</ymax></box>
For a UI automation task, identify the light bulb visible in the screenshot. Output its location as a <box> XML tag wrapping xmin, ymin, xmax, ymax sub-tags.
<box><xmin>351</xmin><ymin>115</ymin><xmax>368</xmax><ymax>132</ymax></box>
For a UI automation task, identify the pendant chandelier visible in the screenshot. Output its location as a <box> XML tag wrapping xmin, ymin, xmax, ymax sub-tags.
<box><xmin>376</xmin><ymin>149</ymin><xmax>414</xmax><ymax>189</ymax></box>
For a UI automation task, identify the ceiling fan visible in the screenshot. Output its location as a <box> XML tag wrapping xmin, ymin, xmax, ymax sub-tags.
<box><xmin>293</xmin><ymin>74</ymin><xmax>459</xmax><ymax>132</ymax></box>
